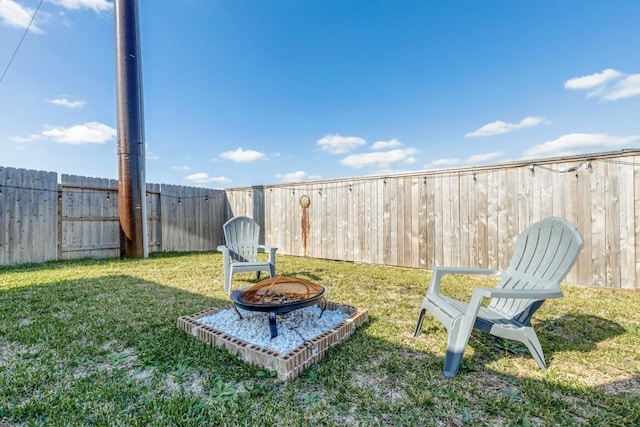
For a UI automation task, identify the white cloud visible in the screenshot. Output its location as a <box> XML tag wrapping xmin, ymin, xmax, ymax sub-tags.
<box><xmin>603</xmin><ymin>74</ymin><xmax>640</xmax><ymax>100</ymax></box>
<box><xmin>317</xmin><ymin>134</ymin><xmax>366</xmax><ymax>154</ymax></box>
<box><xmin>564</xmin><ymin>68</ymin><xmax>640</xmax><ymax>100</ymax></box>
<box><xmin>424</xmin><ymin>152</ymin><xmax>505</xmax><ymax>169</ymax></box>
<box><xmin>424</xmin><ymin>158</ymin><xmax>461</xmax><ymax>169</ymax></box>
<box><xmin>171</xmin><ymin>165</ymin><xmax>192</xmax><ymax>171</ymax></box>
<box><xmin>1</xmin><ymin>0</ymin><xmax>111</xmax><ymax>34</ymax></box>
<box><xmin>0</xmin><ymin>0</ymin><xmax>44</xmax><ymax>33</ymax></box>
<box><xmin>47</xmin><ymin>0</ymin><xmax>113</xmax><ymax>13</ymax></box>
<box><xmin>523</xmin><ymin>133</ymin><xmax>640</xmax><ymax>158</ymax></box>
<box><xmin>371</xmin><ymin>138</ymin><xmax>402</xmax><ymax>151</ymax></box>
<box><xmin>218</xmin><ymin>147</ymin><xmax>266</xmax><ymax>163</ymax></box>
<box><xmin>183</xmin><ymin>173</ymin><xmax>231</xmax><ymax>185</ymax></box>
<box><xmin>11</xmin><ymin>133</ymin><xmax>44</xmax><ymax>143</ymax></box>
<box><xmin>564</xmin><ymin>68</ymin><xmax>622</xmax><ymax>90</ymax></box>
<box><xmin>12</xmin><ymin>121</ymin><xmax>116</xmax><ymax>144</ymax></box>
<box><xmin>145</xmin><ymin>146</ymin><xmax>159</xmax><ymax>160</ymax></box>
<box><xmin>42</xmin><ymin>122</ymin><xmax>115</xmax><ymax>144</ymax></box>
<box><xmin>340</xmin><ymin>148</ymin><xmax>418</xmax><ymax>169</ymax></box>
<box><xmin>466</xmin><ymin>151</ymin><xmax>505</xmax><ymax>164</ymax></box>
<box><xmin>133</xmin><ymin>142</ymin><xmax>159</xmax><ymax>160</ymax></box>
<box><xmin>47</xmin><ymin>98</ymin><xmax>86</xmax><ymax>108</ymax></box>
<box><xmin>466</xmin><ymin>116</ymin><xmax>548</xmax><ymax>137</ymax></box>
<box><xmin>275</xmin><ymin>171</ymin><xmax>312</xmax><ymax>183</ymax></box>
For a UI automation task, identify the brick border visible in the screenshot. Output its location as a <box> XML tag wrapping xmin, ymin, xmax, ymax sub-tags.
<box><xmin>177</xmin><ymin>301</ymin><xmax>368</xmax><ymax>381</ymax></box>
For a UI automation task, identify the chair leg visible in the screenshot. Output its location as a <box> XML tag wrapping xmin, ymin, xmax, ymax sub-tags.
<box><xmin>491</xmin><ymin>325</ymin><xmax>547</xmax><ymax>370</ymax></box>
<box><xmin>443</xmin><ymin>349</ymin><xmax>465</xmax><ymax>378</ymax></box>
<box><xmin>442</xmin><ymin>317</ymin><xmax>474</xmax><ymax>378</ymax></box>
<box><xmin>519</xmin><ymin>327</ymin><xmax>547</xmax><ymax>369</ymax></box>
<box><xmin>224</xmin><ymin>269</ymin><xmax>232</xmax><ymax>294</ymax></box>
<box><xmin>414</xmin><ymin>308</ymin><xmax>426</xmax><ymax>337</ymax></box>
<box><xmin>269</xmin><ymin>262</ymin><xmax>275</xmax><ymax>278</ymax></box>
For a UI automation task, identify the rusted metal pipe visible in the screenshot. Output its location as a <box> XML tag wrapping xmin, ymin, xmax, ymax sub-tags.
<box><xmin>115</xmin><ymin>0</ymin><xmax>147</xmax><ymax>258</ymax></box>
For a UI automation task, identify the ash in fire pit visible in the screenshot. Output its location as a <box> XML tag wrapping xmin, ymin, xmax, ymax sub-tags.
<box><xmin>230</xmin><ymin>276</ymin><xmax>327</xmax><ymax>338</ymax></box>
<box><xmin>236</xmin><ymin>275</ymin><xmax>325</xmax><ymax>306</ymax></box>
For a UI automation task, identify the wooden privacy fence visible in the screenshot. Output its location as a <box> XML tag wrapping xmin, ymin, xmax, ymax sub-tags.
<box><xmin>0</xmin><ymin>167</ymin><xmax>227</xmax><ymax>264</ymax></box>
<box><xmin>225</xmin><ymin>150</ymin><xmax>640</xmax><ymax>290</ymax></box>
<box><xmin>2</xmin><ymin>149</ymin><xmax>640</xmax><ymax>290</ymax></box>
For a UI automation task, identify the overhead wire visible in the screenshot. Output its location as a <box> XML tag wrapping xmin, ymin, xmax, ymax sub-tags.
<box><xmin>532</xmin><ymin>161</ymin><xmax>585</xmax><ymax>174</ymax></box>
<box><xmin>0</xmin><ymin>0</ymin><xmax>44</xmax><ymax>85</ymax></box>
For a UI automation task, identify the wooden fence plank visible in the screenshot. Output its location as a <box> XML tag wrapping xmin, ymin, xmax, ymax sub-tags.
<box><xmin>476</xmin><ymin>170</ymin><xmax>488</xmax><ymax>269</ymax></box>
<box><xmin>634</xmin><ymin>156</ymin><xmax>640</xmax><ymax>290</ymax></box>
<box><xmin>618</xmin><ymin>160</ymin><xmax>635</xmax><ymax>289</ymax></box>
<box><xmin>606</xmin><ymin>161</ymin><xmax>621</xmax><ymax>288</ymax></box>
<box><xmin>375</xmin><ymin>178</ymin><xmax>384</xmax><ymax>265</ymax></box>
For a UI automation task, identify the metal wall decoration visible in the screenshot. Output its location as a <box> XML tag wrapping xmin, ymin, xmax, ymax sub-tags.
<box><xmin>299</xmin><ymin>195</ymin><xmax>311</xmax><ymax>255</ymax></box>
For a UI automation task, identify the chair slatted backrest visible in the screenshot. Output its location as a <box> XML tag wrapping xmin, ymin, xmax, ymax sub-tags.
<box><xmin>489</xmin><ymin>217</ymin><xmax>584</xmax><ymax>321</ymax></box>
<box><xmin>223</xmin><ymin>216</ymin><xmax>261</xmax><ymax>263</ymax></box>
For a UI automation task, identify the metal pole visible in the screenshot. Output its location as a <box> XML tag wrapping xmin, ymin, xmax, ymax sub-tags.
<box><xmin>115</xmin><ymin>0</ymin><xmax>147</xmax><ymax>258</ymax></box>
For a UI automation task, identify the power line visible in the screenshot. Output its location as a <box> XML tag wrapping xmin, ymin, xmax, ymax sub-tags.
<box><xmin>0</xmin><ymin>0</ymin><xmax>44</xmax><ymax>85</ymax></box>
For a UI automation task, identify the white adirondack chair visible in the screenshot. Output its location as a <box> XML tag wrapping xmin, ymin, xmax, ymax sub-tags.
<box><xmin>414</xmin><ymin>217</ymin><xmax>584</xmax><ymax>377</ymax></box>
<box><xmin>217</xmin><ymin>216</ymin><xmax>278</xmax><ymax>294</ymax></box>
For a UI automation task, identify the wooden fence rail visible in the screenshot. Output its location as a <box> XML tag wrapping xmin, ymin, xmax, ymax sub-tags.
<box><xmin>1</xmin><ymin>149</ymin><xmax>639</xmax><ymax>289</ymax></box>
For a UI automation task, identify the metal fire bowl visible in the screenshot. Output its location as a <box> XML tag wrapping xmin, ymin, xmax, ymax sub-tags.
<box><xmin>230</xmin><ymin>282</ymin><xmax>326</xmax><ymax>339</ymax></box>
<box><xmin>230</xmin><ymin>285</ymin><xmax>326</xmax><ymax>314</ymax></box>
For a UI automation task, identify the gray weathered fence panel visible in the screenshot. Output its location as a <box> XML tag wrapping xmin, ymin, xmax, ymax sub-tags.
<box><xmin>60</xmin><ymin>175</ymin><xmax>119</xmax><ymax>260</ymax></box>
<box><xmin>146</xmin><ymin>183</ymin><xmax>162</xmax><ymax>252</ymax></box>
<box><xmin>0</xmin><ymin>167</ymin><xmax>58</xmax><ymax>265</ymax></box>
<box><xmin>159</xmin><ymin>184</ymin><xmax>226</xmax><ymax>252</ymax></box>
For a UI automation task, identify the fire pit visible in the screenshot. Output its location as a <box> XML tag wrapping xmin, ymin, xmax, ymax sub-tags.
<box><xmin>230</xmin><ymin>275</ymin><xmax>326</xmax><ymax>338</ymax></box>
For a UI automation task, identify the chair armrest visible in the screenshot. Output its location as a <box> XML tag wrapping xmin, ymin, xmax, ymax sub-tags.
<box><xmin>472</xmin><ymin>287</ymin><xmax>563</xmax><ymax>300</ymax></box>
<box><xmin>428</xmin><ymin>267</ymin><xmax>501</xmax><ymax>295</ymax></box>
<box><xmin>217</xmin><ymin>245</ymin><xmax>228</xmax><ymax>253</ymax></box>
<box><xmin>257</xmin><ymin>245</ymin><xmax>278</xmax><ymax>262</ymax></box>
<box><xmin>463</xmin><ymin>287</ymin><xmax>563</xmax><ymax>320</ymax></box>
<box><xmin>257</xmin><ymin>245</ymin><xmax>278</xmax><ymax>252</ymax></box>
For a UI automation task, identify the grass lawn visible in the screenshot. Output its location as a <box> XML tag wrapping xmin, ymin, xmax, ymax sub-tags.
<box><xmin>1</xmin><ymin>252</ymin><xmax>639</xmax><ymax>426</ymax></box>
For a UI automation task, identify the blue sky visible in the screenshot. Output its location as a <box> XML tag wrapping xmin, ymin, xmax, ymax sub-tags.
<box><xmin>1</xmin><ymin>0</ymin><xmax>639</xmax><ymax>188</ymax></box>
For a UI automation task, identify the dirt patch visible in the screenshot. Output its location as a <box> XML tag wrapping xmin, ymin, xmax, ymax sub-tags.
<box><xmin>596</xmin><ymin>374</ymin><xmax>640</xmax><ymax>395</ymax></box>
<box><xmin>0</xmin><ymin>339</ymin><xmax>45</xmax><ymax>369</ymax></box>
<box><xmin>351</xmin><ymin>371</ymin><xmax>408</xmax><ymax>404</ymax></box>
<box><xmin>182</xmin><ymin>372</ymin><xmax>205</xmax><ymax>396</ymax></box>
<box><xmin>73</xmin><ymin>346</ymin><xmax>141</xmax><ymax>379</ymax></box>
<box><xmin>17</xmin><ymin>318</ymin><xmax>33</xmax><ymax>326</ymax></box>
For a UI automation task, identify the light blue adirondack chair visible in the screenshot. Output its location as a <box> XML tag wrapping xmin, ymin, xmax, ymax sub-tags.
<box><xmin>414</xmin><ymin>217</ymin><xmax>584</xmax><ymax>377</ymax></box>
<box><xmin>217</xmin><ymin>216</ymin><xmax>278</xmax><ymax>294</ymax></box>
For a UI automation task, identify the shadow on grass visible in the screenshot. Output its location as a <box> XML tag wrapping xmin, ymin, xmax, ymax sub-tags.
<box><xmin>451</xmin><ymin>312</ymin><xmax>627</xmax><ymax>375</ymax></box>
<box><xmin>0</xmin><ymin>251</ymin><xmax>217</xmax><ymax>277</ymax></box>
<box><xmin>538</xmin><ymin>312</ymin><xmax>627</xmax><ymax>355</ymax></box>
<box><xmin>0</xmin><ymin>273</ymin><xmax>236</xmax><ymax>372</ymax></box>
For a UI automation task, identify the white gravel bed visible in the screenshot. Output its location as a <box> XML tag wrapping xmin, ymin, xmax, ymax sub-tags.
<box><xmin>198</xmin><ymin>305</ymin><xmax>349</xmax><ymax>354</ymax></box>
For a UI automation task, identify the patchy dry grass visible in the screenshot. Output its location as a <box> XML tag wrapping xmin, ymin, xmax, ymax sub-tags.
<box><xmin>1</xmin><ymin>252</ymin><xmax>639</xmax><ymax>426</ymax></box>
